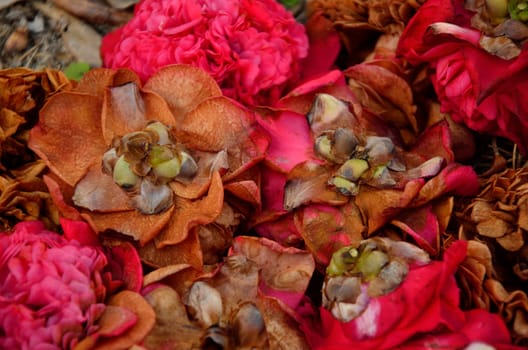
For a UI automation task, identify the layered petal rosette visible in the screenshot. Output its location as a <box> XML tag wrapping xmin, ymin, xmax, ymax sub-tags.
<box><xmin>0</xmin><ymin>219</ymin><xmax>154</xmax><ymax>349</ymax></box>
<box><xmin>397</xmin><ymin>0</ymin><xmax>528</xmax><ymax>153</ymax></box>
<box><xmin>28</xmin><ymin>65</ymin><xmax>268</xmax><ymax>270</ymax></box>
<box><xmin>138</xmin><ymin>236</ymin><xmax>315</xmax><ymax>348</ymax></box>
<box><xmin>100</xmin><ymin>0</ymin><xmax>309</xmax><ymax>106</ymax></box>
<box><xmin>254</xmin><ymin>69</ymin><xmax>479</xmax><ymax>266</ymax></box>
<box><xmin>300</xmin><ymin>239</ymin><xmax>520</xmax><ymax>349</ymax></box>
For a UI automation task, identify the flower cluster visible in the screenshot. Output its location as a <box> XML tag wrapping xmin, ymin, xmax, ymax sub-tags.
<box><xmin>101</xmin><ymin>0</ymin><xmax>309</xmax><ymax>106</ymax></box>
<box><xmin>2</xmin><ymin>0</ymin><xmax>528</xmax><ymax>347</ymax></box>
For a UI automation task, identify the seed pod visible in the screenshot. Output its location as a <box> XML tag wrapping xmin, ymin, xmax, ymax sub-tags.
<box><xmin>113</xmin><ymin>155</ymin><xmax>139</xmax><ymax>188</ymax></box>
<box><xmin>178</xmin><ymin>151</ymin><xmax>198</xmax><ymax>179</ymax></box>
<box><xmin>336</xmin><ymin>158</ymin><xmax>369</xmax><ymax>182</ymax></box>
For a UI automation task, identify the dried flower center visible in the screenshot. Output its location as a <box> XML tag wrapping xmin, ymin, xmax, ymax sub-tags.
<box><xmin>102</xmin><ymin>121</ymin><xmax>198</xmax><ymax>215</ymax></box>
<box><xmin>467</xmin><ymin>0</ymin><xmax>528</xmax><ymax>59</ymax></box>
<box><xmin>323</xmin><ymin>238</ymin><xmax>430</xmax><ymax>322</ymax></box>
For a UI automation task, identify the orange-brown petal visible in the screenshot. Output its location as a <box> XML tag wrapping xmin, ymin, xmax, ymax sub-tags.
<box><xmin>178</xmin><ymin>96</ymin><xmax>250</xmax><ymax>152</ymax></box>
<box><xmin>81</xmin><ymin>204</ymin><xmax>174</xmax><ymax>245</ymax></box>
<box><xmin>43</xmin><ymin>174</ymin><xmax>81</xmax><ymax>220</ymax></box>
<box><xmin>155</xmin><ymin>171</ymin><xmax>224</xmax><ymax>247</ymax></box>
<box><xmin>93</xmin><ymin>291</ymin><xmax>156</xmax><ymax>350</ymax></box>
<box><xmin>143</xmin><ymin>64</ymin><xmax>222</xmax><ymax>120</ymax></box>
<box><xmin>75</xmin><ymin>68</ymin><xmax>141</xmax><ymax>96</ymax></box>
<box><xmin>224</xmin><ymin>180</ymin><xmax>261</xmax><ymax>208</ymax></box>
<box><xmin>138</xmin><ymin>228</ymin><xmax>203</xmax><ymax>270</ymax></box>
<box><xmin>29</xmin><ymin>92</ymin><xmax>107</xmax><ymax>187</ymax></box>
<box><xmin>355</xmin><ymin>179</ymin><xmax>423</xmax><ymax>234</ymax></box>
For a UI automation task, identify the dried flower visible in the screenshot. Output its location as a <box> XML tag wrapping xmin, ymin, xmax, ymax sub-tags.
<box><xmin>255</xmin><ymin>73</ymin><xmax>479</xmax><ymax>265</ymax></box>
<box><xmin>28</xmin><ymin>65</ymin><xmax>267</xmax><ymax>269</ymax></box>
<box><xmin>300</xmin><ymin>240</ymin><xmax>518</xmax><ymax>349</ymax></box>
<box><xmin>101</xmin><ymin>0</ymin><xmax>309</xmax><ymax>106</ymax></box>
<box><xmin>0</xmin><ymin>68</ymin><xmax>74</xmax><ymax>231</ymax></box>
<box><xmin>140</xmin><ymin>236</ymin><xmax>314</xmax><ymax>348</ymax></box>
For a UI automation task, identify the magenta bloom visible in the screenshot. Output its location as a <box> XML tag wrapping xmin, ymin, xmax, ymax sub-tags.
<box><xmin>0</xmin><ymin>221</ymin><xmax>110</xmax><ymax>349</ymax></box>
<box><xmin>101</xmin><ymin>0</ymin><xmax>308</xmax><ymax>106</ymax></box>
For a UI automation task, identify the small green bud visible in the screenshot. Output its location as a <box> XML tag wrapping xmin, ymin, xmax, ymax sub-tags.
<box><xmin>153</xmin><ymin>157</ymin><xmax>181</xmax><ymax>179</ymax></box>
<box><xmin>149</xmin><ymin>145</ymin><xmax>175</xmax><ymax>166</ymax></box>
<box><xmin>113</xmin><ymin>155</ymin><xmax>139</xmax><ymax>188</ymax></box>
<box><xmin>145</xmin><ymin>121</ymin><xmax>171</xmax><ymax>145</ymax></box>
<box><xmin>327</xmin><ymin>246</ymin><xmax>359</xmax><ymax>276</ymax></box>
<box><xmin>329</xmin><ymin>176</ymin><xmax>359</xmax><ymax>196</ymax></box>
<box><xmin>314</xmin><ymin>135</ymin><xmax>334</xmax><ymax>161</ymax></box>
<box><xmin>336</xmin><ymin>158</ymin><xmax>369</xmax><ymax>182</ymax></box>
<box><xmin>354</xmin><ymin>250</ymin><xmax>389</xmax><ymax>281</ymax></box>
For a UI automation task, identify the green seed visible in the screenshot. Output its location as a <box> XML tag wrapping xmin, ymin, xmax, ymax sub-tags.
<box><xmin>153</xmin><ymin>157</ymin><xmax>181</xmax><ymax>179</ymax></box>
<box><xmin>337</xmin><ymin>158</ymin><xmax>369</xmax><ymax>182</ymax></box>
<box><xmin>145</xmin><ymin>121</ymin><xmax>171</xmax><ymax>145</ymax></box>
<box><xmin>113</xmin><ymin>155</ymin><xmax>139</xmax><ymax>188</ymax></box>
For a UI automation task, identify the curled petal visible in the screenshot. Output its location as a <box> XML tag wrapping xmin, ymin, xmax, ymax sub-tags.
<box><xmin>155</xmin><ymin>171</ymin><xmax>224</xmax><ymax>247</ymax></box>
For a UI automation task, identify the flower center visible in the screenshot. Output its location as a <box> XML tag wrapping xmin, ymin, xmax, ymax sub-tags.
<box><xmin>102</xmin><ymin>121</ymin><xmax>198</xmax><ymax>214</ymax></box>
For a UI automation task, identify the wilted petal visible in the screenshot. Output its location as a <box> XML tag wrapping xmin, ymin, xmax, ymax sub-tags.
<box><xmin>28</xmin><ymin>93</ymin><xmax>107</xmax><ymax>187</ymax></box>
<box><xmin>143</xmin><ymin>65</ymin><xmax>222</xmax><ymax>119</ymax></box>
<box><xmin>155</xmin><ymin>171</ymin><xmax>224</xmax><ymax>247</ymax></box>
<box><xmin>81</xmin><ymin>205</ymin><xmax>174</xmax><ymax>245</ymax></box>
<box><xmin>92</xmin><ymin>290</ymin><xmax>155</xmax><ymax>349</ymax></box>
<box><xmin>73</xmin><ymin>165</ymin><xmax>132</xmax><ymax>212</ymax></box>
<box><xmin>101</xmin><ymin>84</ymin><xmax>177</xmax><ymax>144</ymax></box>
<box><xmin>137</xmin><ymin>229</ymin><xmax>203</xmax><ymax>269</ymax></box>
<box><xmin>230</xmin><ymin>236</ymin><xmax>315</xmax><ymax>309</ymax></box>
<box><xmin>74</xmin><ymin>68</ymin><xmax>141</xmax><ymax>96</ymax></box>
<box><xmin>284</xmin><ymin>161</ymin><xmax>349</xmax><ymax>211</ymax></box>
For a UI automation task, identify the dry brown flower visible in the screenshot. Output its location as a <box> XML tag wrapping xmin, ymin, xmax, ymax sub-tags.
<box><xmin>456</xmin><ymin>240</ymin><xmax>528</xmax><ymax>345</ymax></box>
<box><xmin>0</xmin><ymin>68</ymin><xmax>73</xmax><ymax>230</ymax></box>
<box><xmin>456</xmin><ymin>166</ymin><xmax>528</xmax><ymax>345</ymax></box>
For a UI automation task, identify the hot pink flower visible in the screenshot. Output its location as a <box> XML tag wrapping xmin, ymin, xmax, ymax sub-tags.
<box><xmin>101</xmin><ymin>0</ymin><xmax>308</xmax><ymax>106</ymax></box>
<box><xmin>0</xmin><ymin>220</ymin><xmax>153</xmax><ymax>349</ymax></box>
<box><xmin>397</xmin><ymin>0</ymin><xmax>528</xmax><ymax>153</ymax></box>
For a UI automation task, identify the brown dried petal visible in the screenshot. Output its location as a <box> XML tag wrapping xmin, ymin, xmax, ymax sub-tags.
<box><xmin>93</xmin><ymin>291</ymin><xmax>156</xmax><ymax>350</ymax></box>
<box><xmin>284</xmin><ymin>161</ymin><xmax>349</xmax><ymax>211</ymax></box>
<box><xmin>142</xmin><ymin>285</ymin><xmax>203</xmax><ymax>349</ymax></box>
<box><xmin>29</xmin><ymin>92</ymin><xmax>107</xmax><ymax>186</ymax></box>
<box><xmin>73</xmin><ymin>165</ymin><xmax>132</xmax><ymax>212</ymax></box>
<box><xmin>496</xmin><ymin>229</ymin><xmax>524</xmax><ymax>251</ymax></box>
<box><xmin>255</xmin><ymin>297</ymin><xmax>310</xmax><ymax>350</ymax></box>
<box><xmin>143</xmin><ymin>65</ymin><xmax>222</xmax><ymax>120</ymax></box>
<box><xmin>155</xmin><ymin>171</ymin><xmax>224</xmax><ymax>247</ymax></box>
<box><xmin>476</xmin><ymin>217</ymin><xmax>511</xmax><ymax>238</ymax></box>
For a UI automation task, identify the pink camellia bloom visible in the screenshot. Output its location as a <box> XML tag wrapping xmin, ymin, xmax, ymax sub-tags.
<box><xmin>397</xmin><ymin>0</ymin><xmax>528</xmax><ymax>153</ymax></box>
<box><xmin>100</xmin><ymin>0</ymin><xmax>309</xmax><ymax>106</ymax></box>
<box><xmin>0</xmin><ymin>220</ymin><xmax>154</xmax><ymax>349</ymax></box>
